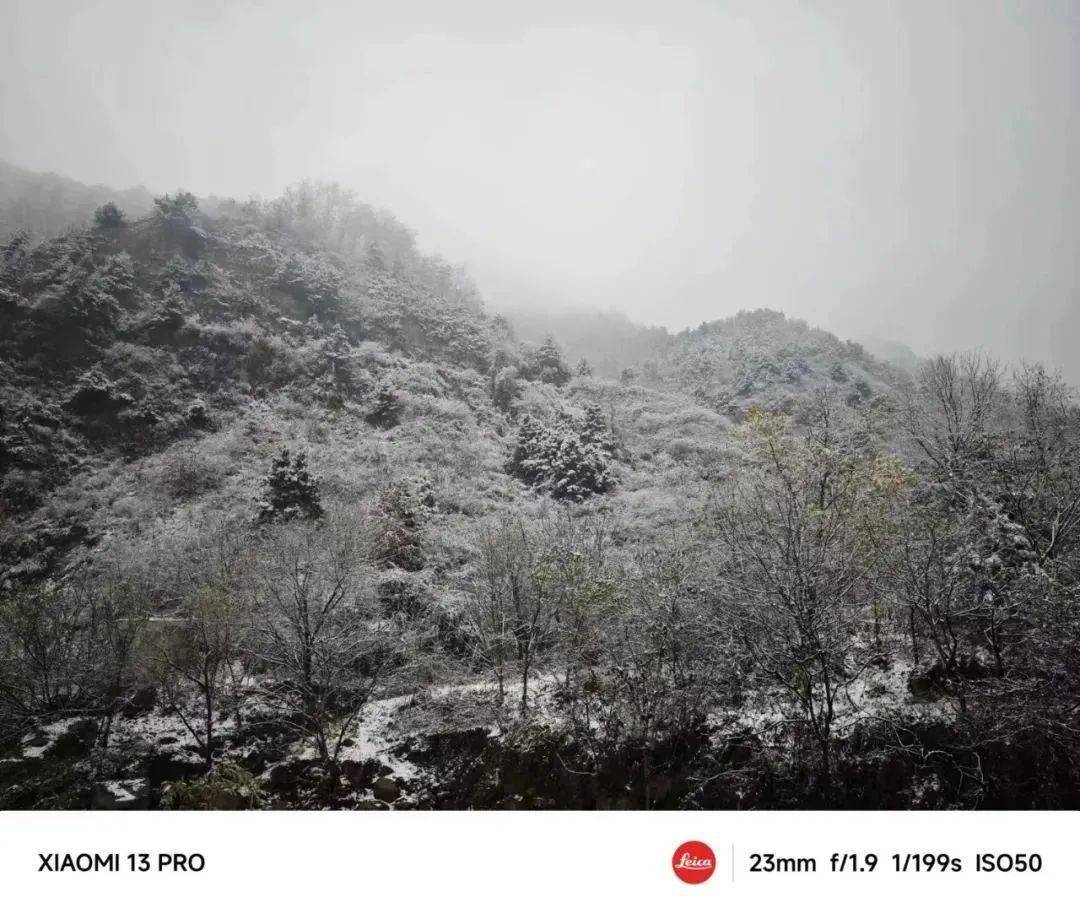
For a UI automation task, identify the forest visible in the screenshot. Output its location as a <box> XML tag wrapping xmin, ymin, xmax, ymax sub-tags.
<box><xmin>1</xmin><ymin>177</ymin><xmax>1078</xmax><ymax>810</ymax></box>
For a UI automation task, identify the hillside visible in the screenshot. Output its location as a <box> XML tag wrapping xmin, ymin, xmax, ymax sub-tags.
<box><xmin>0</xmin><ymin>184</ymin><xmax>741</xmax><ymax>594</ymax></box>
<box><xmin>1</xmin><ymin>181</ymin><xmax>1078</xmax><ymax>812</ymax></box>
<box><xmin>0</xmin><ymin>159</ymin><xmax>155</xmax><ymax>241</ymax></box>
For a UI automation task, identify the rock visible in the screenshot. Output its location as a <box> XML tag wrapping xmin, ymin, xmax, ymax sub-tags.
<box><xmin>341</xmin><ymin>759</ymin><xmax>374</xmax><ymax>791</ymax></box>
<box><xmin>91</xmin><ymin>778</ymin><xmax>150</xmax><ymax>810</ymax></box>
<box><xmin>372</xmin><ymin>776</ymin><xmax>401</xmax><ymax>803</ymax></box>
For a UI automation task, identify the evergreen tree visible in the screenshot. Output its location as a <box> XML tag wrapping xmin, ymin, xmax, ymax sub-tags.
<box><xmin>257</xmin><ymin>448</ymin><xmax>323</xmax><ymax>522</ymax></box>
<box><xmin>154</xmin><ymin>190</ymin><xmax>199</xmax><ymax>222</ymax></box>
<box><xmin>377</xmin><ymin>475</ymin><xmax>436</xmax><ymax>570</ymax></box>
<box><xmin>93</xmin><ymin>202</ymin><xmax>125</xmax><ymax>229</ymax></box>
<box><xmin>365</xmin><ymin>242</ymin><xmax>386</xmax><ymax>271</ymax></box>
<box><xmin>507</xmin><ymin>412</ymin><xmax>616</xmax><ymax>501</ymax></box>
<box><xmin>581</xmin><ymin>403</ymin><xmax>616</xmax><ymax>457</ymax></box>
<box><xmin>365</xmin><ymin>384</ymin><xmax>402</xmax><ymax>429</ymax></box>
<box><xmin>527</xmin><ymin>336</ymin><xmax>571</xmax><ymax>386</ymax></box>
<box><xmin>491</xmin><ymin>366</ymin><xmax>521</xmax><ymax>413</ymax></box>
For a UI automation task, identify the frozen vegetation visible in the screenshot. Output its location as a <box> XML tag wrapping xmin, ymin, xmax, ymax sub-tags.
<box><xmin>1</xmin><ymin>177</ymin><xmax>1079</xmax><ymax>809</ymax></box>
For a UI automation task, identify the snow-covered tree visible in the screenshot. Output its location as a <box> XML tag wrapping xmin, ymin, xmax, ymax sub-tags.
<box><xmin>257</xmin><ymin>448</ymin><xmax>323</xmax><ymax>522</ymax></box>
<box><xmin>154</xmin><ymin>190</ymin><xmax>199</xmax><ymax>222</ymax></box>
<box><xmin>524</xmin><ymin>336</ymin><xmax>571</xmax><ymax>386</ymax></box>
<box><xmin>93</xmin><ymin>201</ymin><xmax>125</xmax><ymax>229</ymax></box>
<box><xmin>507</xmin><ymin>411</ymin><xmax>616</xmax><ymax>501</ymax></box>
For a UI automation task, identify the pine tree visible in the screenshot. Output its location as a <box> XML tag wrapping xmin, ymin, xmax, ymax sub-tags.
<box><xmin>581</xmin><ymin>403</ymin><xmax>616</xmax><ymax>457</ymax></box>
<box><xmin>508</xmin><ymin>415</ymin><xmax>546</xmax><ymax>486</ymax></box>
<box><xmin>93</xmin><ymin>202</ymin><xmax>125</xmax><ymax>229</ymax></box>
<box><xmin>365</xmin><ymin>384</ymin><xmax>402</xmax><ymax>429</ymax></box>
<box><xmin>507</xmin><ymin>413</ymin><xmax>616</xmax><ymax>501</ymax></box>
<box><xmin>365</xmin><ymin>242</ymin><xmax>386</xmax><ymax>271</ymax></box>
<box><xmin>154</xmin><ymin>190</ymin><xmax>199</xmax><ymax>222</ymax></box>
<box><xmin>528</xmin><ymin>336</ymin><xmax>571</xmax><ymax>386</ymax></box>
<box><xmin>257</xmin><ymin>448</ymin><xmax>323</xmax><ymax>521</ymax></box>
<box><xmin>491</xmin><ymin>367</ymin><xmax>521</xmax><ymax>412</ymax></box>
<box><xmin>377</xmin><ymin>475</ymin><xmax>436</xmax><ymax>570</ymax></box>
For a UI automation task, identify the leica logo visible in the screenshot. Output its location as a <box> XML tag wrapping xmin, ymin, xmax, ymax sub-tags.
<box><xmin>671</xmin><ymin>840</ymin><xmax>716</xmax><ymax>884</ymax></box>
<box><xmin>674</xmin><ymin>853</ymin><xmax>713</xmax><ymax>870</ymax></box>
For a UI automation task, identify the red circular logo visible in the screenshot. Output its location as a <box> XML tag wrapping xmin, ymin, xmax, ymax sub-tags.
<box><xmin>672</xmin><ymin>840</ymin><xmax>716</xmax><ymax>884</ymax></box>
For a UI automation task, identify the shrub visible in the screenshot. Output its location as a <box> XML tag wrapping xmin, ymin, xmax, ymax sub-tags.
<box><xmin>160</xmin><ymin>447</ymin><xmax>220</xmax><ymax>500</ymax></box>
<box><xmin>161</xmin><ymin>762</ymin><xmax>261</xmax><ymax>810</ymax></box>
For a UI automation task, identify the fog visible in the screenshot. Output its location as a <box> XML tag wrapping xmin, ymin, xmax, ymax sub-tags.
<box><xmin>2</xmin><ymin>0</ymin><xmax>1078</xmax><ymax>379</ymax></box>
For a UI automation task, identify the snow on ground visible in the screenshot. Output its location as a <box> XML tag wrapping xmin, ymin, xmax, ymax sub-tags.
<box><xmin>2</xmin><ymin>660</ymin><xmax>952</xmax><ymax>787</ymax></box>
<box><xmin>709</xmin><ymin>656</ymin><xmax>955</xmax><ymax>746</ymax></box>
<box><xmin>278</xmin><ymin>673</ymin><xmax>566</xmax><ymax>783</ymax></box>
<box><xmin>18</xmin><ymin>717</ymin><xmax>81</xmax><ymax>759</ymax></box>
<box><xmin>340</xmin><ymin>693</ymin><xmax>418</xmax><ymax>780</ymax></box>
<box><xmin>103</xmin><ymin>779</ymin><xmax>143</xmax><ymax>801</ymax></box>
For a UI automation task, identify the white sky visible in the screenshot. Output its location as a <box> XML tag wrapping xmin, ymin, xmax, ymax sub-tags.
<box><xmin>2</xmin><ymin>0</ymin><xmax>1078</xmax><ymax>378</ymax></box>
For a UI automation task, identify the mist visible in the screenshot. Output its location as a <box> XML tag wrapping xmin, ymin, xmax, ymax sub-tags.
<box><xmin>2</xmin><ymin>0</ymin><xmax>1078</xmax><ymax>379</ymax></box>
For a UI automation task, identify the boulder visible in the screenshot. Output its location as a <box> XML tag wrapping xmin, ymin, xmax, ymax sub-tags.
<box><xmin>372</xmin><ymin>776</ymin><xmax>401</xmax><ymax>803</ymax></box>
<box><xmin>341</xmin><ymin>759</ymin><xmax>375</xmax><ymax>791</ymax></box>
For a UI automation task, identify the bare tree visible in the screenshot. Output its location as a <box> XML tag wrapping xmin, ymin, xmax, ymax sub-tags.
<box><xmin>904</xmin><ymin>352</ymin><xmax>1002</xmax><ymax>472</ymax></box>
<box><xmin>708</xmin><ymin>399</ymin><xmax>905</xmax><ymax>795</ymax></box>
<box><xmin>998</xmin><ymin>364</ymin><xmax>1080</xmax><ymax>567</ymax></box>
<box><xmin>886</xmin><ymin>490</ymin><xmax>982</xmax><ymax>709</ymax></box>
<box><xmin>463</xmin><ymin>516</ymin><xmax>556</xmax><ymax>717</ymax></box>
<box><xmin>249</xmin><ymin>516</ymin><xmax>389</xmax><ymax>771</ymax></box>
<box><xmin>589</xmin><ymin>537</ymin><xmax>714</xmax><ymax>808</ymax></box>
<box><xmin>539</xmin><ymin>508</ymin><xmax>613</xmax><ymax>723</ymax></box>
<box><xmin>151</xmin><ymin>586</ymin><xmax>241</xmax><ymax>770</ymax></box>
<box><xmin>86</xmin><ymin>575</ymin><xmax>151</xmax><ymax>766</ymax></box>
<box><xmin>0</xmin><ymin>587</ymin><xmax>97</xmax><ymax>720</ymax></box>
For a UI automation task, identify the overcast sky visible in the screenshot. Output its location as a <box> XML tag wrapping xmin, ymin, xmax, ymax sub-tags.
<box><xmin>2</xmin><ymin>0</ymin><xmax>1078</xmax><ymax>378</ymax></box>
